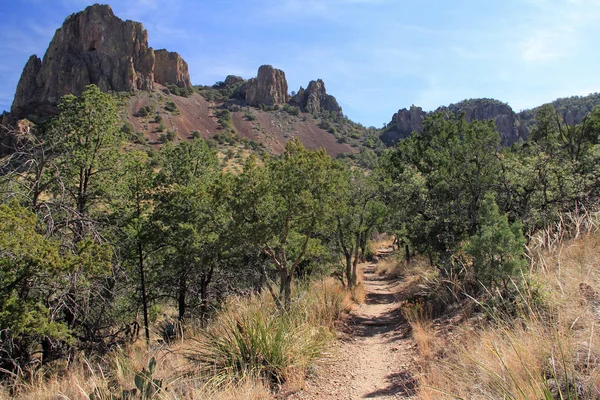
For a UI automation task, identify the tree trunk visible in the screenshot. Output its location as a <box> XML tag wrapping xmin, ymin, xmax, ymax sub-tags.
<box><xmin>138</xmin><ymin>240</ymin><xmax>150</xmax><ymax>344</ymax></box>
<box><xmin>177</xmin><ymin>275</ymin><xmax>186</xmax><ymax>320</ymax></box>
<box><xmin>281</xmin><ymin>269</ymin><xmax>292</xmax><ymax>310</ymax></box>
<box><xmin>360</xmin><ymin>232</ymin><xmax>368</xmax><ymax>262</ymax></box>
<box><xmin>345</xmin><ymin>252</ymin><xmax>354</xmax><ymax>288</ymax></box>
<box><xmin>199</xmin><ymin>265</ymin><xmax>214</xmax><ymax>316</ymax></box>
<box><xmin>405</xmin><ymin>244</ymin><xmax>411</xmax><ymax>265</ymax></box>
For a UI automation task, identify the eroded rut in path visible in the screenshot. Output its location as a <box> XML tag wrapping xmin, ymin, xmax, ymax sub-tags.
<box><xmin>289</xmin><ymin>248</ymin><xmax>419</xmax><ymax>399</ymax></box>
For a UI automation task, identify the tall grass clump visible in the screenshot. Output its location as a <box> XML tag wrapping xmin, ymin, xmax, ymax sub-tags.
<box><xmin>187</xmin><ymin>279</ymin><xmax>350</xmax><ymax>387</ymax></box>
<box><xmin>416</xmin><ymin>211</ymin><xmax>600</xmax><ymax>400</ymax></box>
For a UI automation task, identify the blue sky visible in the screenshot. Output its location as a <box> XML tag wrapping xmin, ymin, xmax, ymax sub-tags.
<box><xmin>2</xmin><ymin>0</ymin><xmax>600</xmax><ymax>127</ymax></box>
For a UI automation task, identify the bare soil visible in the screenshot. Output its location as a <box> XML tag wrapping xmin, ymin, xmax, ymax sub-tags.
<box><xmin>288</xmin><ymin>248</ymin><xmax>419</xmax><ymax>399</ymax></box>
<box><xmin>126</xmin><ymin>87</ymin><xmax>357</xmax><ymax>157</ymax></box>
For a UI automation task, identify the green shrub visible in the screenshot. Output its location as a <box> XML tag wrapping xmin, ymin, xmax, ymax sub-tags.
<box><xmin>166</xmin><ymin>130</ymin><xmax>177</xmax><ymax>142</ymax></box>
<box><xmin>188</xmin><ymin>281</ymin><xmax>344</xmax><ymax>385</ymax></box>
<box><xmin>164</xmin><ymin>100</ymin><xmax>179</xmax><ymax>114</ymax></box>
<box><xmin>191</xmin><ymin>130</ymin><xmax>201</xmax><ymax>139</ymax></box>
<box><xmin>120</xmin><ymin>122</ymin><xmax>135</xmax><ymax>137</ymax></box>
<box><xmin>244</xmin><ymin>111</ymin><xmax>257</xmax><ymax>121</ymax></box>
<box><xmin>259</xmin><ymin>104</ymin><xmax>280</xmax><ymax>111</ymax></box>
<box><xmin>137</xmin><ymin>105</ymin><xmax>152</xmax><ymax>117</ymax></box>
<box><xmin>282</xmin><ymin>104</ymin><xmax>300</xmax><ymax>116</ymax></box>
<box><xmin>465</xmin><ymin>193</ymin><xmax>527</xmax><ymax>290</ymax></box>
<box><xmin>153</xmin><ymin>114</ymin><xmax>162</xmax><ymax>123</ymax></box>
<box><xmin>156</xmin><ymin>123</ymin><xmax>165</xmax><ymax>133</ymax></box>
<box><xmin>215</xmin><ymin>109</ymin><xmax>233</xmax><ymax>130</ymax></box>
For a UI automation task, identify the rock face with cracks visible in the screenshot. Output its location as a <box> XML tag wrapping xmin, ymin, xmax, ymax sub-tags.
<box><xmin>382</xmin><ymin>99</ymin><xmax>527</xmax><ymax>145</ymax></box>
<box><xmin>245</xmin><ymin>65</ymin><xmax>289</xmax><ymax>106</ymax></box>
<box><xmin>10</xmin><ymin>4</ymin><xmax>190</xmax><ymax>120</ymax></box>
<box><xmin>291</xmin><ymin>79</ymin><xmax>343</xmax><ymax>117</ymax></box>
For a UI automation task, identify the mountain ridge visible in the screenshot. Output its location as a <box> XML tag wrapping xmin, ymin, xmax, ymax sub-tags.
<box><xmin>3</xmin><ymin>3</ymin><xmax>600</xmax><ymax>157</ymax></box>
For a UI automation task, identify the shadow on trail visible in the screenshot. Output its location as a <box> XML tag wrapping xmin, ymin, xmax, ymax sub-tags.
<box><xmin>363</xmin><ymin>371</ymin><xmax>418</xmax><ymax>398</ymax></box>
<box><xmin>349</xmin><ymin>308</ymin><xmax>404</xmax><ymax>337</ymax></box>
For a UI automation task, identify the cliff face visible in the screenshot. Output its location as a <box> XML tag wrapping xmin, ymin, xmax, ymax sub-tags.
<box><xmin>154</xmin><ymin>49</ymin><xmax>191</xmax><ymax>88</ymax></box>
<box><xmin>245</xmin><ymin>65</ymin><xmax>289</xmax><ymax>106</ymax></box>
<box><xmin>437</xmin><ymin>99</ymin><xmax>526</xmax><ymax>145</ymax></box>
<box><xmin>380</xmin><ymin>105</ymin><xmax>425</xmax><ymax>144</ymax></box>
<box><xmin>10</xmin><ymin>4</ymin><xmax>191</xmax><ymax>120</ymax></box>
<box><xmin>291</xmin><ymin>79</ymin><xmax>342</xmax><ymax>116</ymax></box>
<box><xmin>382</xmin><ymin>99</ymin><xmax>527</xmax><ymax>145</ymax></box>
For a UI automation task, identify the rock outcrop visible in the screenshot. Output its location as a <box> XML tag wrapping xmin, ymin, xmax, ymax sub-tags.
<box><xmin>291</xmin><ymin>79</ymin><xmax>342</xmax><ymax>116</ymax></box>
<box><xmin>10</xmin><ymin>4</ymin><xmax>191</xmax><ymax>120</ymax></box>
<box><xmin>224</xmin><ymin>75</ymin><xmax>245</xmax><ymax>87</ymax></box>
<box><xmin>380</xmin><ymin>105</ymin><xmax>425</xmax><ymax>144</ymax></box>
<box><xmin>381</xmin><ymin>99</ymin><xmax>527</xmax><ymax>146</ymax></box>
<box><xmin>437</xmin><ymin>99</ymin><xmax>526</xmax><ymax>145</ymax></box>
<box><xmin>245</xmin><ymin>65</ymin><xmax>289</xmax><ymax>106</ymax></box>
<box><xmin>154</xmin><ymin>49</ymin><xmax>191</xmax><ymax>88</ymax></box>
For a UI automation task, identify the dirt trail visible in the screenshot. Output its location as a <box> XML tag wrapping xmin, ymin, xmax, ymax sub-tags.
<box><xmin>289</xmin><ymin>247</ymin><xmax>418</xmax><ymax>399</ymax></box>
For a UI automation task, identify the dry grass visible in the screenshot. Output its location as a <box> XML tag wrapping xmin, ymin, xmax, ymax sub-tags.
<box><xmin>350</xmin><ymin>282</ymin><xmax>367</xmax><ymax>304</ymax></box>
<box><xmin>1</xmin><ymin>278</ymin><xmax>352</xmax><ymax>400</ymax></box>
<box><xmin>413</xmin><ymin>213</ymin><xmax>600</xmax><ymax>400</ymax></box>
<box><xmin>401</xmin><ymin>301</ymin><xmax>438</xmax><ymax>366</ymax></box>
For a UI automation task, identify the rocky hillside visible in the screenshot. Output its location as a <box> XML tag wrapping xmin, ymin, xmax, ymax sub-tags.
<box><xmin>5</xmin><ymin>3</ymin><xmax>600</xmax><ymax>157</ymax></box>
<box><xmin>10</xmin><ymin>4</ymin><xmax>191</xmax><ymax>122</ymax></box>
<box><xmin>381</xmin><ymin>94</ymin><xmax>600</xmax><ymax>146</ymax></box>
<box><xmin>518</xmin><ymin>92</ymin><xmax>600</xmax><ymax>130</ymax></box>
<box><xmin>382</xmin><ymin>98</ymin><xmax>527</xmax><ymax>145</ymax></box>
<box><xmin>2</xmin><ymin>4</ymin><xmax>362</xmax><ymax>158</ymax></box>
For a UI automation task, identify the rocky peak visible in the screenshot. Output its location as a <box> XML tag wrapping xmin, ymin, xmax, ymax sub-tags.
<box><xmin>224</xmin><ymin>75</ymin><xmax>245</xmax><ymax>87</ymax></box>
<box><xmin>380</xmin><ymin>105</ymin><xmax>425</xmax><ymax>144</ymax></box>
<box><xmin>154</xmin><ymin>49</ymin><xmax>191</xmax><ymax>88</ymax></box>
<box><xmin>437</xmin><ymin>99</ymin><xmax>526</xmax><ymax>144</ymax></box>
<box><xmin>382</xmin><ymin>100</ymin><xmax>527</xmax><ymax>146</ymax></box>
<box><xmin>291</xmin><ymin>79</ymin><xmax>342</xmax><ymax>116</ymax></box>
<box><xmin>10</xmin><ymin>3</ymin><xmax>191</xmax><ymax>121</ymax></box>
<box><xmin>245</xmin><ymin>65</ymin><xmax>289</xmax><ymax>106</ymax></box>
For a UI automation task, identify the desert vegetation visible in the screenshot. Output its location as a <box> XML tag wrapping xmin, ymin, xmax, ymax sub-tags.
<box><xmin>1</xmin><ymin>82</ymin><xmax>600</xmax><ymax>399</ymax></box>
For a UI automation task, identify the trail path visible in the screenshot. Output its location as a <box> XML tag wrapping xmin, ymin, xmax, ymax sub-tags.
<box><xmin>289</xmin><ymin>247</ymin><xmax>418</xmax><ymax>399</ymax></box>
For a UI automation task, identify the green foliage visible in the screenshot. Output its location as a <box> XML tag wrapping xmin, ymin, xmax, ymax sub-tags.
<box><xmin>191</xmin><ymin>130</ymin><xmax>201</xmax><ymax>139</ymax></box>
<box><xmin>153</xmin><ymin>114</ymin><xmax>162</xmax><ymax>123</ymax></box>
<box><xmin>166</xmin><ymin>130</ymin><xmax>177</xmax><ymax>142</ymax></box>
<box><xmin>465</xmin><ymin>194</ymin><xmax>526</xmax><ymax>288</ymax></box>
<box><xmin>164</xmin><ymin>100</ymin><xmax>179</xmax><ymax>114</ymax></box>
<box><xmin>259</xmin><ymin>104</ymin><xmax>280</xmax><ymax>111</ymax></box>
<box><xmin>49</xmin><ymin>84</ymin><xmax>123</xmax><ymax>235</ymax></box>
<box><xmin>215</xmin><ymin>109</ymin><xmax>233</xmax><ymax>130</ymax></box>
<box><xmin>282</xmin><ymin>104</ymin><xmax>300</xmax><ymax>116</ymax></box>
<box><xmin>137</xmin><ymin>105</ymin><xmax>152</xmax><ymax>117</ymax></box>
<box><xmin>244</xmin><ymin>111</ymin><xmax>257</xmax><ymax>121</ymax></box>
<box><xmin>134</xmin><ymin>357</ymin><xmax>163</xmax><ymax>398</ymax></box>
<box><xmin>189</xmin><ymin>283</ymin><xmax>342</xmax><ymax>385</ymax></box>
<box><xmin>384</xmin><ymin>114</ymin><xmax>502</xmax><ymax>265</ymax></box>
<box><xmin>151</xmin><ymin>140</ymin><xmax>231</xmax><ymax>319</ymax></box>
<box><xmin>213</xmin><ymin>130</ymin><xmax>238</xmax><ymax>145</ymax></box>
<box><xmin>0</xmin><ymin>203</ymin><xmax>72</xmax><ymax>367</ymax></box>
<box><xmin>234</xmin><ymin>139</ymin><xmax>343</xmax><ymax>308</ymax></box>
<box><xmin>166</xmin><ymin>84</ymin><xmax>193</xmax><ymax>97</ymax></box>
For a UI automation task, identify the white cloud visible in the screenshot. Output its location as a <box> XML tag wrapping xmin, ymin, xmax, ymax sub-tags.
<box><xmin>517</xmin><ymin>0</ymin><xmax>600</xmax><ymax>63</ymax></box>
